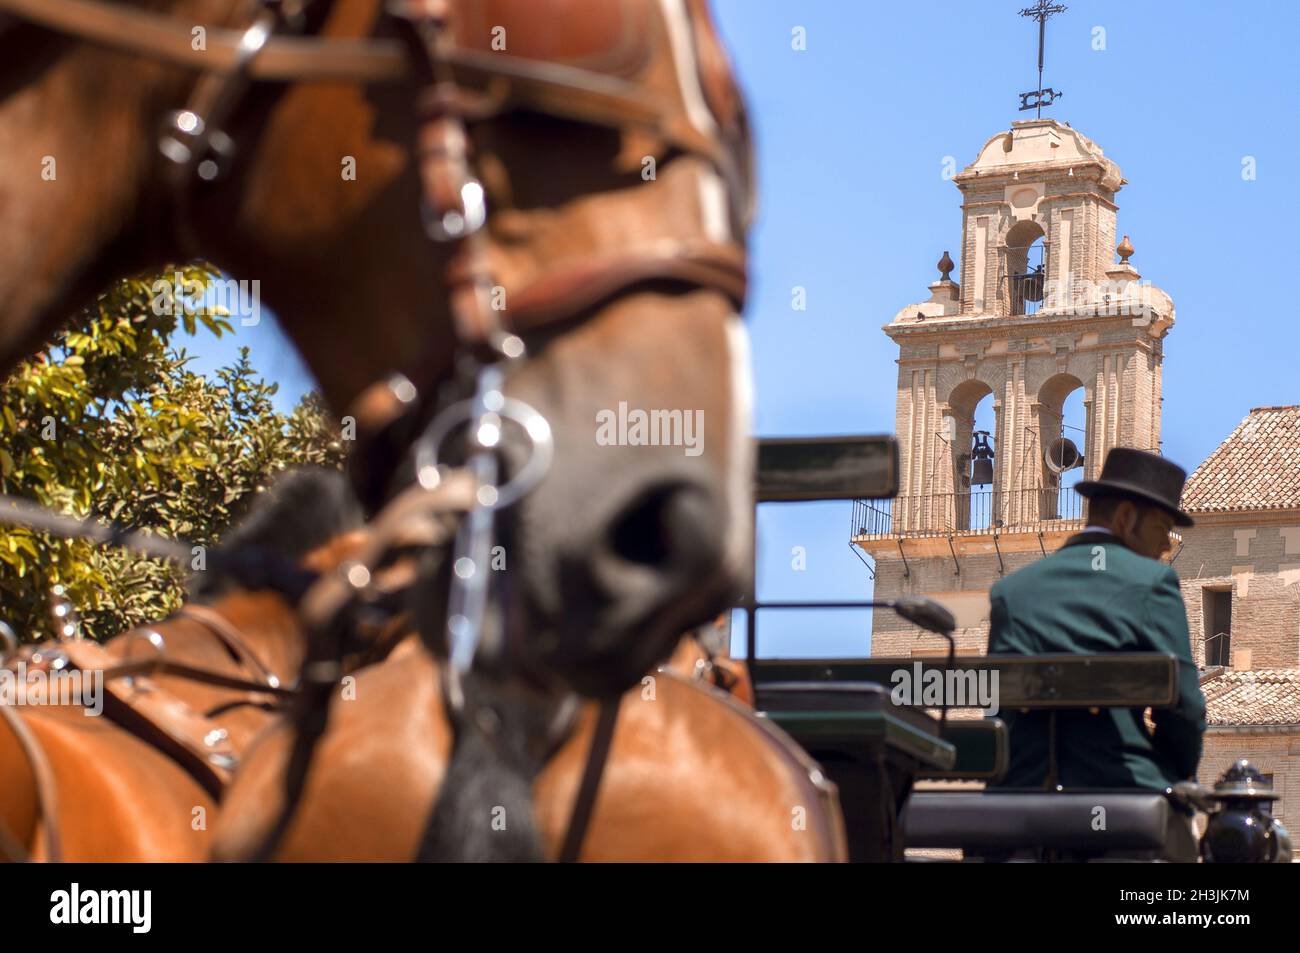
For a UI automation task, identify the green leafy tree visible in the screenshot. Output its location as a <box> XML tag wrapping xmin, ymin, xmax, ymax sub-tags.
<box><xmin>0</xmin><ymin>268</ymin><xmax>345</xmax><ymax>641</ymax></box>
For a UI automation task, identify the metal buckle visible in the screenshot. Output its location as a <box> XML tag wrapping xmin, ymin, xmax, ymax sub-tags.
<box><xmin>422</xmin><ymin>178</ymin><xmax>488</xmax><ymax>242</ymax></box>
<box><xmin>158</xmin><ymin>110</ymin><xmax>237</xmax><ymax>181</ymax></box>
<box><xmin>120</xmin><ymin>628</ymin><xmax>167</xmax><ymax>661</ymax></box>
<box><xmin>155</xmin><ymin>3</ymin><xmax>281</xmax><ymax>183</ymax></box>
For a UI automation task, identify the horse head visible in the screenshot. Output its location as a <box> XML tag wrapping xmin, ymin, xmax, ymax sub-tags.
<box><xmin>0</xmin><ymin>0</ymin><xmax>755</xmax><ymax>699</ymax></box>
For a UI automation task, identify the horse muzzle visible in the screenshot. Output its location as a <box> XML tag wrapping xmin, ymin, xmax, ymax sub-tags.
<box><xmin>514</xmin><ymin>473</ymin><xmax>733</xmax><ymax>698</ymax></box>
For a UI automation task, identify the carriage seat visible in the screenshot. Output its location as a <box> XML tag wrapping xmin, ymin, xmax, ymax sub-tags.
<box><xmin>902</xmin><ymin>790</ymin><xmax>1197</xmax><ymax>861</ymax></box>
<box><xmin>755</xmin><ymin>681</ymin><xmax>954</xmax><ymax>771</ymax></box>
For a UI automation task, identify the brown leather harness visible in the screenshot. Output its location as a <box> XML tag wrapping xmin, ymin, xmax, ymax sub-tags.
<box><xmin>0</xmin><ymin>0</ymin><xmax>753</xmax><ymax>862</ymax></box>
<box><xmin>0</xmin><ymin>603</ymin><xmax>298</xmax><ymax>863</ymax></box>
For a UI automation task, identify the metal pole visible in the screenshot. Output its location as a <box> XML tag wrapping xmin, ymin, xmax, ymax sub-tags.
<box><xmin>1037</xmin><ymin>17</ymin><xmax>1046</xmax><ymax>118</ymax></box>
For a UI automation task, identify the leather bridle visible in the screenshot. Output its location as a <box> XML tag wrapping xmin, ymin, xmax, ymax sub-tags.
<box><xmin>0</xmin><ymin>0</ymin><xmax>752</xmax><ymax>862</ymax></box>
<box><xmin>0</xmin><ymin>0</ymin><xmax>736</xmax><ymax>165</ymax></box>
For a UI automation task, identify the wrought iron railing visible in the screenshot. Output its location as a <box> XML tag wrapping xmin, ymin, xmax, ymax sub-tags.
<box><xmin>1008</xmin><ymin>268</ymin><xmax>1045</xmax><ymax>315</ymax></box>
<box><xmin>1001</xmin><ymin>241</ymin><xmax>1048</xmax><ymax>316</ymax></box>
<box><xmin>851</xmin><ymin>487</ymin><xmax>1085</xmax><ymax>539</ymax></box>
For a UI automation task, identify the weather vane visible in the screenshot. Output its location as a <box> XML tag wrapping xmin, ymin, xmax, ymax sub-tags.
<box><xmin>1018</xmin><ymin>0</ymin><xmax>1067</xmax><ymax>117</ymax></box>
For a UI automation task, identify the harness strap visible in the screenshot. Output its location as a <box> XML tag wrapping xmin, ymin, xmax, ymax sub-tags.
<box><xmin>250</xmin><ymin>472</ymin><xmax>475</xmax><ymax>862</ymax></box>
<box><xmin>452</xmin><ymin>240</ymin><xmax>748</xmax><ymax>337</ymax></box>
<box><xmin>0</xmin><ymin>703</ymin><xmax>62</xmax><ymax>862</ymax></box>
<box><xmin>557</xmin><ymin>698</ymin><xmax>620</xmax><ymax>863</ymax></box>
<box><xmin>176</xmin><ymin>603</ymin><xmax>282</xmax><ymax>690</ymax></box>
<box><xmin>97</xmin><ymin>657</ymin><xmax>296</xmax><ymax>699</ymax></box>
<box><xmin>8</xmin><ymin>625</ymin><xmax>299</xmax><ymax>808</ymax></box>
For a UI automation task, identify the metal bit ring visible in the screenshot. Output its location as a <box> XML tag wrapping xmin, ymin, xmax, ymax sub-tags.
<box><xmin>413</xmin><ymin>395</ymin><xmax>553</xmax><ymax>509</ymax></box>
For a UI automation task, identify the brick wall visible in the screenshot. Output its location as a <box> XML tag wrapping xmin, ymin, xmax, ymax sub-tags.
<box><xmin>1176</xmin><ymin>515</ymin><xmax>1300</xmax><ymax>669</ymax></box>
<box><xmin>869</xmin><ymin>549</ymin><xmax>1041</xmax><ymax>656</ymax></box>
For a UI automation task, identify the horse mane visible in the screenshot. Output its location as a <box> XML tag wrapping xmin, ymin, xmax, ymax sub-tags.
<box><xmin>189</xmin><ymin>467</ymin><xmax>364</xmax><ymax>600</ymax></box>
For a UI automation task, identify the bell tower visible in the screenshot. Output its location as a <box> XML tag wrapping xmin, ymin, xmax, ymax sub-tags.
<box><xmin>853</xmin><ymin>119</ymin><xmax>1176</xmax><ymax>655</ymax></box>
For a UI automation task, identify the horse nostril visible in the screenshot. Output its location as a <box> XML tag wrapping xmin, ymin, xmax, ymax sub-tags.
<box><xmin>607</xmin><ymin>483</ymin><xmax>716</xmax><ymax>571</ymax></box>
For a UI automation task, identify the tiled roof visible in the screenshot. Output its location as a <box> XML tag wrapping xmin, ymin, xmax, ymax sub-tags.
<box><xmin>1182</xmin><ymin>406</ymin><xmax>1300</xmax><ymax>513</ymax></box>
<box><xmin>1200</xmin><ymin>668</ymin><xmax>1300</xmax><ymax>726</ymax></box>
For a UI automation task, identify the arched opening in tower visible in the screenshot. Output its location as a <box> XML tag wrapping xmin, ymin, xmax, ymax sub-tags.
<box><xmin>947</xmin><ymin>379</ymin><xmax>997</xmax><ymax>532</ymax></box>
<box><xmin>1037</xmin><ymin>373</ymin><xmax>1088</xmax><ymax>522</ymax></box>
<box><xmin>1004</xmin><ymin>220</ymin><xmax>1047</xmax><ymax>316</ymax></box>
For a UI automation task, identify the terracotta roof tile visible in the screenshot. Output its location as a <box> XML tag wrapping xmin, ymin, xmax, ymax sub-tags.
<box><xmin>1182</xmin><ymin>406</ymin><xmax>1300</xmax><ymax>513</ymax></box>
<box><xmin>1200</xmin><ymin>668</ymin><xmax>1300</xmax><ymax>726</ymax></box>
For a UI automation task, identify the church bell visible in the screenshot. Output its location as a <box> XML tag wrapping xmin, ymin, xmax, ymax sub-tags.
<box><xmin>970</xmin><ymin>431</ymin><xmax>995</xmax><ymax>486</ymax></box>
<box><xmin>1045</xmin><ymin>436</ymin><xmax>1084</xmax><ymax>474</ymax></box>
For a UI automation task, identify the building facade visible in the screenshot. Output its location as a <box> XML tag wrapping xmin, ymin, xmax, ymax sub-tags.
<box><xmin>855</xmin><ymin>118</ymin><xmax>1174</xmax><ymax>656</ymax></box>
<box><xmin>856</xmin><ymin>122</ymin><xmax>1300</xmax><ymax>823</ymax></box>
<box><xmin>1178</xmin><ymin>405</ymin><xmax>1300</xmax><ymax>825</ymax></box>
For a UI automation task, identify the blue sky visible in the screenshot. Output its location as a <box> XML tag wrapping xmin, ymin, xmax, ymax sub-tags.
<box><xmin>193</xmin><ymin>1</ymin><xmax>1300</xmax><ymax>658</ymax></box>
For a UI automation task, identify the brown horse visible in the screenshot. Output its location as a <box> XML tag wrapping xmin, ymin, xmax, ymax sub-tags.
<box><xmin>0</xmin><ymin>469</ymin><xmax>368</xmax><ymax>861</ymax></box>
<box><xmin>211</xmin><ymin>635</ymin><xmax>844</xmax><ymax>862</ymax></box>
<box><xmin>3</xmin><ymin>471</ymin><xmax>839</xmax><ymax>862</ymax></box>
<box><xmin>199</xmin><ymin>481</ymin><xmax>832</xmax><ymax>863</ymax></box>
<box><xmin>0</xmin><ymin>0</ymin><xmax>801</xmax><ymax>860</ymax></box>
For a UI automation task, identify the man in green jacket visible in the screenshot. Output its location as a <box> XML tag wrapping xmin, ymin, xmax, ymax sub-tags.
<box><xmin>988</xmin><ymin>447</ymin><xmax>1206</xmax><ymax>789</ymax></box>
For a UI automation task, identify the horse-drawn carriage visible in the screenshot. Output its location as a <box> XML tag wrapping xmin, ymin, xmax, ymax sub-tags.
<box><xmin>746</xmin><ymin>436</ymin><xmax>1293</xmax><ymax>864</ymax></box>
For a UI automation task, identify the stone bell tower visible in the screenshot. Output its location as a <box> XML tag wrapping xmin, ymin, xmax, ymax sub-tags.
<box><xmin>854</xmin><ymin>119</ymin><xmax>1176</xmax><ymax>656</ymax></box>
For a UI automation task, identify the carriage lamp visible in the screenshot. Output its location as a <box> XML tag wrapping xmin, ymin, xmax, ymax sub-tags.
<box><xmin>1201</xmin><ymin>760</ymin><xmax>1293</xmax><ymax>863</ymax></box>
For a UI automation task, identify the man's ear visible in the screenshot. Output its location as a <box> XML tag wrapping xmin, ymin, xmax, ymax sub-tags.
<box><xmin>1114</xmin><ymin>500</ymin><xmax>1139</xmax><ymax>537</ymax></box>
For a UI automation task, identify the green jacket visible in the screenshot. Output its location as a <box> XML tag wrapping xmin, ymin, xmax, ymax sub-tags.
<box><xmin>987</xmin><ymin>531</ymin><xmax>1206</xmax><ymax>789</ymax></box>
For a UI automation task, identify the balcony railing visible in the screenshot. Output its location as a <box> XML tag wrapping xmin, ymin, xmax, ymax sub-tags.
<box><xmin>1001</xmin><ymin>241</ymin><xmax>1048</xmax><ymax>316</ymax></box>
<box><xmin>851</xmin><ymin>487</ymin><xmax>1085</xmax><ymax>539</ymax></box>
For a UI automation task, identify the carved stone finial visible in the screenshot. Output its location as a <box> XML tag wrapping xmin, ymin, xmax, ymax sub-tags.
<box><xmin>1117</xmin><ymin>234</ymin><xmax>1134</xmax><ymax>264</ymax></box>
<box><xmin>937</xmin><ymin>250</ymin><xmax>955</xmax><ymax>280</ymax></box>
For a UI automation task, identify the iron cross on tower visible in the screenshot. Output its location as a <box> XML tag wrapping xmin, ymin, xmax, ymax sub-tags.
<box><xmin>1018</xmin><ymin>0</ymin><xmax>1067</xmax><ymax>117</ymax></box>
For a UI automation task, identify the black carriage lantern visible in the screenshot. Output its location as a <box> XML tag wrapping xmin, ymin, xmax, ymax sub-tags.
<box><xmin>970</xmin><ymin>431</ymin><xmax>995</xmax><ymax>486</ymax></box>
<box><xmin>1201</xmin><ymin>760</ymin><xmax>1293</xmax><ymax>863</ymax></box>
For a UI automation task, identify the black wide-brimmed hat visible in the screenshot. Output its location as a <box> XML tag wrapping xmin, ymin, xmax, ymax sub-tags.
<box><xmin>1075</xmin><ymin>447</ymin><xmax>1195</xmax><ymax>527</ymax></box>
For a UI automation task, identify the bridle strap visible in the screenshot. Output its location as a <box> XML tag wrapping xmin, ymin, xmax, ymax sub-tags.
<box><xmin>479</xmin><ymin>240</ymin><xmax>748</xmax><ymax>337</ymax></box>
<box><xmin>0</xmin><ymin>0</ymin><xmax>406</xmax><ymax>81</ymax></box>
<box><xmin>557</xmin><ymin>698</ymin><xmax>620</xmax><ymax>863</ymax></box>
<box><xmin>0</xmin><ymin>0</ymin><xmax>726</xmax><ymax>165</ymax></box>
<box><xmin>0</xmin><ymin>702</ymin><xmax>62</xmax><ymax>862</ymax></box>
